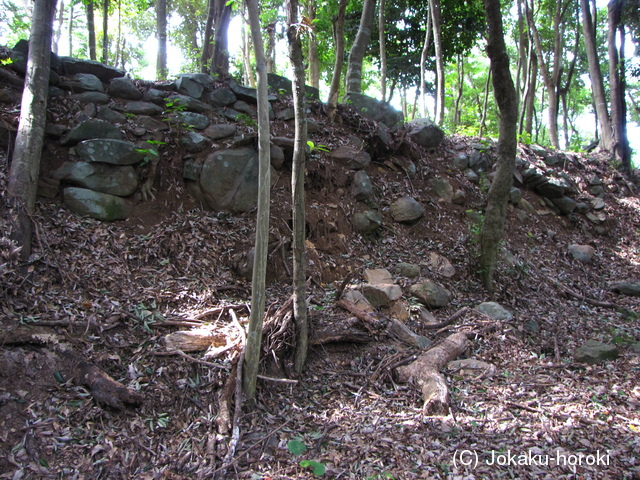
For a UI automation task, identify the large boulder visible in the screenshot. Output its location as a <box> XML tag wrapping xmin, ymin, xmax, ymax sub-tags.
<box><xmin>266</xmin><ymin>73</ymin><xmax>321</xmax><ymax>101</ymax></box>
<box><xmin>198</xmin><ymin>149</ymin><xmax>260</xmax><ymax>213</ymax></box>
<box><xmin>76</xmin><ymin>139</ymin><xmax>144</xmax><ymax>166</ymax></box>
<box><xmin>59</xmin><ymin>57</ymin><xmax>125</xmax><ymax>82</ymax></box>
<box><xmin>407</xmin><ymin>118</ymin><xmax>445</xmax><ymax>149</ymax></box>
<box><xmin>52</xmin><ymin>161</ymin><xmax>138</xmax><ymax>196</ymax></box>
<box><xmin>176</xmin><ymin>73</ymin><xmax>214</xmax><ymax>99</ymax></box>
<box><xmin>64</xmin><ymin>73</ymin><xmax>104</xmax><ymax>93</ymax></box>
<box><xmin>108</xmin><ymin>77</ymin><xmax>142</xmax><ymax>100</ymax></box>
<box><xmin>124</xmin><ymin>101</ymin><xmax>163</xmax><ymax>116</ymax></box>
<box><xmin>342</xmin><ymin>92</ymin><xmax>404</xmax><ymax>129</ymax></box>
<box><xmin>574</xmin><ymin>341</ymin><xmax>619</xmax><ymax>364</ymax></box>
<box><xmin>63</xmin><ymin>187</ymin><xmax>132</xmax><ymax>221</ymax></box>
<box><xmin>327</xmin><ymin>146</ymin><xmax>371</xmax><ymax>170</ymax></box>
<box><xmin>389</xmin><ymin>196</ymin><xmax>424</xmax><ymax>223</ymax></box>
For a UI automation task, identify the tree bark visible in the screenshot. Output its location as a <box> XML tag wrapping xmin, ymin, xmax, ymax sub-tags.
<box><xmin>211</xmin><ymin>0</ymin><xmax>232</xmax><ymax>77</ymax></box>
<box><xmin>243</xmin><ymin>0</ymin><xmax>271</xmax><ymax>403</ymax></box>
<box><xmin>396</xmin><ymin>332</ymin><xmax>470</xmax><ymax>414</ymax></box>
<box><xmin>607</xmin><ymin>0</ymin><xmax>632</xmax><ymax>173</ymax></box>
<box><xmin>480</xmin><ymin>0</ymin><xmax>518</xmax><ymax>292</ymax></box>
<box><xmin>7</xmin><ymin>0</ymin><xmax>56</xmax><ymax>261</ymax></box>
<box><xmin>200</xmin><ymin>0</ymin><xmax>215</xmax><ymax>73</ymax></box>
<box><xmin>266</xmin><ymin>22</ymin><xmax>277</xmax><ymax>73</ymax></box>
<box><xmin>101</xmin><ymin>0</ymin><xmax>109</xmax><ymax>64</ymax></box>
<box><xmin>306</xmin><ymin>0</ymin><xmax>320</xmax><ymax>90</ymax></box>
<box><xmin>327</xmin><ymin>0</ymin><xmax>349</xmax><ymax>117</ymax></box>
<box><xmin>287</xmin><ymin>0</ymin><xmax>309</xmax><ymax>375</ymax></box>
<box><xmin>68</xmin><ymin>0</ymin><xmax>74</xmax><ymax>57</ymax></box>
<box><xmin>581</xmin><ymin>0</ymin><xmax>612</xmax><ymax>151</ymax></box>
<box><xmin>420</xmin><ymin>11</ymin><xmax>432</xmax><ymax>118</ymax></box>
<box><xmin>428</xmin><ymin>0</ymin><xmax>444</xmax><ymax>124</ymax></box>
<box><xmin>345</xmin><ymin>0</ymin><xmax>376</xmax><ymax>94</ymax></box>
<box><xmin>86</xmin><ymin>0</ymin><xmax>97</xmax><ymax>61</ymax></box>
<box><xmin>52</xmin><ymin>0</ymin><xmax>64</xmax><ymax>54</ymax></box>
<box><xmin>378</xmin><ymin>0</ymin><xmax>387</xmax><ymax>102</ymax></box>
<box><xmin>156</xmin><ymin>0</ymin><xmax>168</xmax><ymax>80</ymax></box>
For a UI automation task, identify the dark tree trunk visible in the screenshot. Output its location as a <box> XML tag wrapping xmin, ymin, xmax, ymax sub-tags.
<box><xmin>7</xmin><ymin>0</ymin><xmax>56</xmax><ymax>261</ymax></box>
<box><xmin>327</xmin><ymin>0</ymin><xmax>349</xmax><ymax>117</ymax></box>
<box><xmin>345</xmin><ymin>0</ymin><xmax>376</xmax><ymax>94</ymax></box>
<box><xmin>201</xmin><ymin>0</ymin><xmax>215</xmax><ymax>73</ymax></box>
<box><xmin>156</xmin><ymin>0</ymin><xmax>168</xmax><ymax>80</ymax></box>
<box><xmin>306</xmin><ymin>0</ymin><xmax>319</xmax><ymax>89</ymax></box>
<box><xmin>287</xmin><ymin>0</ymin><xmax>309</xmax><ymax>374</ymax></box>
<box><xmin>101</xmin><ymin>0</ymin><xmax>109</xmax><ymax>64</ymax></box>
<box><xmin>480</xmin><ymin>0</ymin><xmax>518</xmax><ymax>292</ymax></box>
<box><xmin>211</xmin><ymin>0</ymin><xmax>232</xmax><ymax>77</ymax></box>
<box><xmin>86</xmin><ymin>0</ymin><xmax>97</xmax><ymax>61</ymax></box>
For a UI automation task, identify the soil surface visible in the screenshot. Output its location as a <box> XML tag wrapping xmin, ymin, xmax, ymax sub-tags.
<box><xmin>1</xmin><ymin>91</ymin><xmax>640</xmax><ymax>480</ymax></box>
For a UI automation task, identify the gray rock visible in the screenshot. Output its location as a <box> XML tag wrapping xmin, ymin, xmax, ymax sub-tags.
<box><xmin>144</xmin><ymin>88</ymin><xmax>169</xmax><ymax>105</ymax></box>
<box><xmin>591</xmin><ymin>197</ymin><xmax>606</xmax><ymax>210</ymax></box>
<box><xmin>199</xmin><ymin>148</ymin><xmax>260</xmax><ymax>213</ymax></box>
<box><xmin>76</xmin><ymin>139</ymin><xmax>143</xmax><ymax>166</ymax></box>
<box><xmin>574</xmin><ymin>340</ymin><xmax>619</xmax><ymax>364</ymax></box>
<box><xmin>389</xmin><ymin>196</ymin><xmax>424</xmax><ymax>224</ymax></box>
<box><xmin>183</xmin><ymin>158</ymin><xmax>202</xmax><ymax>181</ymax></box>
<box><xmin>276</xmin><ymin>107</ymin><xmax>295</xmax><ymax>121</ymax></box>
<box><xmin>108</xmin><ymin>77</ymin><xmax>142</xmax><ymax>100</ymax></box>
<box><xmin>209</xmin><ymin>88</ymin><xmax>237</xmax><ymax>107</ymax></box>
<box><xmin>59</xmin><ymin>56</ymin><xmax>125</xmax><ymax>82</ymax></box>
<box><xmin>165</xmin><ymin>94</ymin><xmax>213</xmax><ymax>114</ymax></box>
<box><xmin>429</xmin><ymin>177</ymin><xmax>454</xmax><ymax>203</ymax></box>
<box><xmin>229</xmin><ymin>80</ymin><xmax>276</xmax><ymax>104</ymax></box>
<box><xmin>218</xmin><ymin>107</ymin><xmax>243</xmax><ymax>121</ymax></box>
<box><xmin>464</xmin><ymin>169</ymin><xmax>479</xmax><ymax>183</ymax></box>
<box><xmin>362</xmin><ymin>284</ymin><xmax>403</xmax><ymax>307</ymax></box>
<box><xmin>97</xmin><ymin>107</ymin><xmax>126</xmax><ymax>123</ymax></box>
<box><xmin>178</xmin><ymin>112</ymin><xmax>211</xmax><ymax>130</ymax></box>
<box><xmin>509</xmin><ymin>187</ymin><xmax>522</xmax><ymax>204</ymax></box>
<box><xmin>551</xmin><ymin>196</ymin><xmax>577</xmax><ymax>215</ymax></box>
<box><xmin>396</xmin><ymin>262</ymin><xmax>420</xmax><ymax>278</ymax></box>
<box><xmin>410</xmin><ymin>280</ymin><xmax>452</xmax><ymax>308</ymax></box>
<box><xmin>407</xmin><ymin>118</ymin><xmax>445</xmax><ymax>149</ymax></box>
<box><xmin>63</xmin><ymin>187</ymin><xmax>132</xmax><ymax>221</ymax></box>
<box><xmin>352</xmin><ymin>170</ymin><xmax>373</xmax><ymax>200</ymax></box>
<box><xmin>535</xmin><ymin>177</ymin><xmax>569</xmax><ymax>199</ymax></box>
<box><xmin>468</xmin><ymin>150</ymin><xmax>489</xmax><ymax>172</ymax></box>
<box><xmin>524</xmin><ymin>319</ymin><xmax>540</xmax><ymax>334</ymax></box>
<box><xmin>519</xmin><ymin>198</ymin><xmax>536</xmax><ymax>214</ymax></box>
<box><xmin>176</xmin><ymin>73</ymin><xmax>211</xmax><ymax>99</ymax></box>
<box><xmin>568</xmin><ymin>244</ymin><xmax>595</xmax><ymax>263</ymax></box>
<box><xmin>452</xmin><ymin>189</ymin><xmax>466</xmax><ymax>205</ymax></box>
<box><xmin>342</xmin><ymin>92</ymin><xmax>404</xmax><ymax>129</ymax></box>
<box><xmin>180</xmin><ymin>131</ymin><xmax>209</xmax><ymax>153</ymax></box>
<box><xmin>576</xmin><ymin>202</ymin><xmax>590</xmax><ymax>213</ymax></box>
<box><xmin>52</xmin><ymin>161</ymin><xmax>138</xmax><ymax>196</ymax></box>
<box><xmin>453</xmin><ymin>154</ymin><xmax>469</xmax><ymax>170</ymax></box>
<box><xmin>124</xmin><ymin>101</ymin><xmax>163</xmax><ymax>116</ymax></box>
<box><xmin>133</xmin><ymin>115</ymin><xmax>170</xmax><ymax>132</ymax></box>
<box><xmin>363</xmin><ymin>268</ymin><xmax>394</xmax><ymax>284</ymax></box>
<box><xmin>65</xmin><ymin>73</ymin><xmax>104</xmax><ymax>93</ymax></box>
<box><xmin>475</xmin><ymin>302</ymin><xmax>513</xmax><ymax>321</ymax></box>
<box><xmin>523</xmin><ymin>167</ymin><xmax>546</xmax><ymax>186</ymax></box>
<box><xmin>71</xmin><ymin>92</ymin><xmax>110</xmax><ymax>104</ymax></box>
<box><xmin>327</xmin><ymin>146</ymin><xmax>371</xmax><ymax>170</ymax></box>
<box><xmin>233</xmin><ymin>100</ymin><xmax>256</xmax><ymax>116</ymax></box>
<box><xmin>588</xmin><ymin>175</ymin><xmax>602</xmax><ymax>186</ymax></box>
<box><xmin>611</xmin><ymin>281</ymin><xmax>640</xmax><ymax>297</ymax></box>
<box><xmin>353</xmin><ymin>210</ymin><xmax>382</xmax><ymax>234</ymax></box>
<box><xmin>202</xmin><ymin>123</ymin><xmax>236</xmax><ymax>140</ymax></box>
<box><xmin>588</xmin><ymin>185</ymin><xmax>605</xmax><ymax>197</ymax></box>
<box><xmin>270</xmin><ymin>144</ymin><xmax>285</xmax><ymax>169</ymax></box>
<box><xmin>61</xmin><ymin>119</ymin><xmax>123</xmax><ymax>145</ymax></box>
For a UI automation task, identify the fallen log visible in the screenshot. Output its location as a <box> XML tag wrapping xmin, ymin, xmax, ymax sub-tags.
<box><xmin>395</xmin><ymin>332</ymin><xmax>470</xmax><ymax>414</ymax></box>
<box><xmin>75</xmin><ymin>360</ymin><xmax>144</xmax><ymax>410</ymax></box>
<box><xmin>163</xmin><ymin>327</ymin><xmax>227</xmax><ymax>352</ymax></box>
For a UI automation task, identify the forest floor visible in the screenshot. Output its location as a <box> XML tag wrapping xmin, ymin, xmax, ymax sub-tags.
<box><xmin>1</xmin><ymin>98</ymin><xmax>640</xmax><ymax>479</ymax></box>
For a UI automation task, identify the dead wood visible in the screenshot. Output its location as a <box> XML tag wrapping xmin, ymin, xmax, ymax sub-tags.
<box><xmin>336</xmin><ymin>298</ymin><xmax>385</xmax><ymax>332</ymax></box>
<box><xmin>421</xmin><ymin>307</ymin><xmax>470</xmax><ymax>330</ymax></box>
<box><xmin>0</xmin><ymin>325</ymin><xmax>61</xmax><ymax>346</ymax></box>
<box><xmin>386</xmin><ymin>317</ymin><xmax>431</xmax><ymax>347</ymax></box>
<box><xmin>311</xmin><ymin>317</ymin><xmax>372</xmax><ymax>345</ymax></box>
<box><xmin>73</xmin><ymin>359</ymin><xmax>143</xmax><ymax>409</ymax></box>
<box><xmin>396</xmin><ymin>332</ymin><xmax>470</xmax><ymax>414</ymax></box>
<box><xmin>163</xmin><ymin>328</ymin><xmax>227</xmax><ymax>352</ymax></box>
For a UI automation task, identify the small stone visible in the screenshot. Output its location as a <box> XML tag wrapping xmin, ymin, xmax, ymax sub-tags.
<box><xmin>429</xmin><ymin>177</ymin><xmax>454</xmax><ymax>203</ymax></box>
<box><xmin>396</xmin><ymin>262</ymin><xmax>420</xmax><ymax>278</ymax></box>
<box><xmin>389</xmin><ymin>196</ymin><xmax>424</xmax><ymax>224</ymax></box>
<box><xmin>475</xmin><ymin>302</ymin><xmax>513</xmax><ymax>321</ymax></box>
<box><xmin>362</xmin><ymin>284</ymin><xmax>403</xmax><ymax>307</ymax></box>
<box><xmin>568</xmin><ymin>244</ymin><xmax>595</xmax><ymax>263</ymax></box>
<box><xmin>452</xmin><ymin>189</ymin><xmax>466</xmax><ymax>205</ymax></box>
<box><xmin>409</xmin><ymin>280</ymin><xmax>452</xmax><ymax>308</ymax></box>
<box><xmin>363</xmin><ymin>268</ymin><xmax>394</xmax><ymax>284</ymax></box>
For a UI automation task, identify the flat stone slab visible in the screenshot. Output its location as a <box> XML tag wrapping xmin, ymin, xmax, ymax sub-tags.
<box><xmin>574</xmin><ymin>341</ymin><xmax>619</xmax><ymax>364</ymax></box>
<box><xmin>363</xmin><ymin>268</ymin><xmax>394</xmax><ymax>284</ymax></box>
<box><xmin>410</xmin><ymin>280</ymin><xmax>452</xmax><ymax>308</ymax></box>
<box><xmin>63</xmin><ymin>187</ymin><xmax>132</xmax><ymax>221</ymax></box>
<box><xmin>475</xmin><ymin>302</ymin><xmax>513</xmax><ymax>321</ymax></box>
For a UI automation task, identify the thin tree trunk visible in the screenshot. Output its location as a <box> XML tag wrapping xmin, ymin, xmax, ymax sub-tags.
<box><xmin>420</xmin><ymin>11</ymin><xmax>432</xmax><ymax>118</ymax></box>
<box><xmin>68</xmin><ymin>1</ymin><xmax>74</xmax><ymax>57</ymax></box>
<box><xmin>86</xmin><ymin>0</ymin><xmax>97</xmax><ymax>60</ymax></box>
<box><xmin>480</xmin><ymin>0</ymin><xmax>518</xmax><ymax>292</ymax></box>
<box><xmin>429</xmin><ymin>0</ymin><xmax>444</xmax><ymax>124</ymax></box>
<box><xmin>53</xmin><ymin>0</ymin><xmax>64</xmax><ymax>54</ymax></box>
<box><xmin>7</xmin><ymin>0</ymin><xmax>56</xmax><ymax>261</ymax></box>
<box><xmin>156</xmin><ymin>0</ymin><xmax>167</xmax><ymax>80</ymax></box>
<box><xmin>101</xmin><ymin>0</ymin><xmax>109</xmax><ymax>64</ymax></box>
<box><xmin>479</xmin><ymin>70</ymin><xmax>491</xmax><ymax>137</ymax></box>
<box><xmin>242</xmin><ymin>15</ymin><xmax>256</xmax><ymax>87</ymax></box>
<box><xmin>201</xmin><ymin>0</ymin><xmax>215</xmax><ymax>73</ymax></box>
<box><xmin>378</xmin><ymin>0</ymin><xmax>387</xmax><ymax>101</ymax></box>
<box><xmin>287</xmin><ymin>0</ymin><xmax>309</xmax><ymax>375</ymax></box>
<box><xmin>306</xmin><ymin>0</ymin><xmax>319</xmax><ymax>89</ymax></box>
<box><xmin>266</xmin><ymin>22</ymin><xmax>276</xmax><ymax>73</ymax></box>
<box><xmin>453</xmin><ymin>55</ymin><xmax>464</xmax><ymax>126</ymax></box>
<box><xmin>243</xmin><ymin>0</ymin><xmax>271</xmax><ymax>403</ymax></box>
<box><xmin>524</xmin><ymin>48</ymin><xmax>537</xmax><ymax>139</ymax></box>
<box><xmin>115</xmin><ymin>0</ymin><xmax>121</xmax><ymax>67</ymax></box>
<box><xmin>345</xmin><ymin>0</ymin><xmax>376</xmax><ymax>94</ymax></box>
<box><xmin>581</xmin><ymin>0</ymin><xmax>612</xmax><ymax>150</ymax></box>
<box><xmin>327</xmin><ymin>0</ymin><xmax>348</xmax><ymax>116</ymax></box>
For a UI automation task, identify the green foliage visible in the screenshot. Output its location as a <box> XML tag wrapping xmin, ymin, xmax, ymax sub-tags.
<box><xmin>287</xmin><ymin>437</ymin><xmax>326</xmax><ymax>476</ymax></box>
<box><xmin>299</xmin><ymin>460</ymin><xmax>326</xmax><ymax>476</ymax></box>
<box><xmin>135</xmin><ymin>139</ymin><xmax>165</xmax><ymax>166</ymax></box>
<box><xmin>287</xmin><ymin>439</ymin><xmax>307</xmax><ymax>456</ymax></box>
<box><xmin>307</xmin><ymin>140</ymin><xmax>329</xmax><ymax>153</ymax></box>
